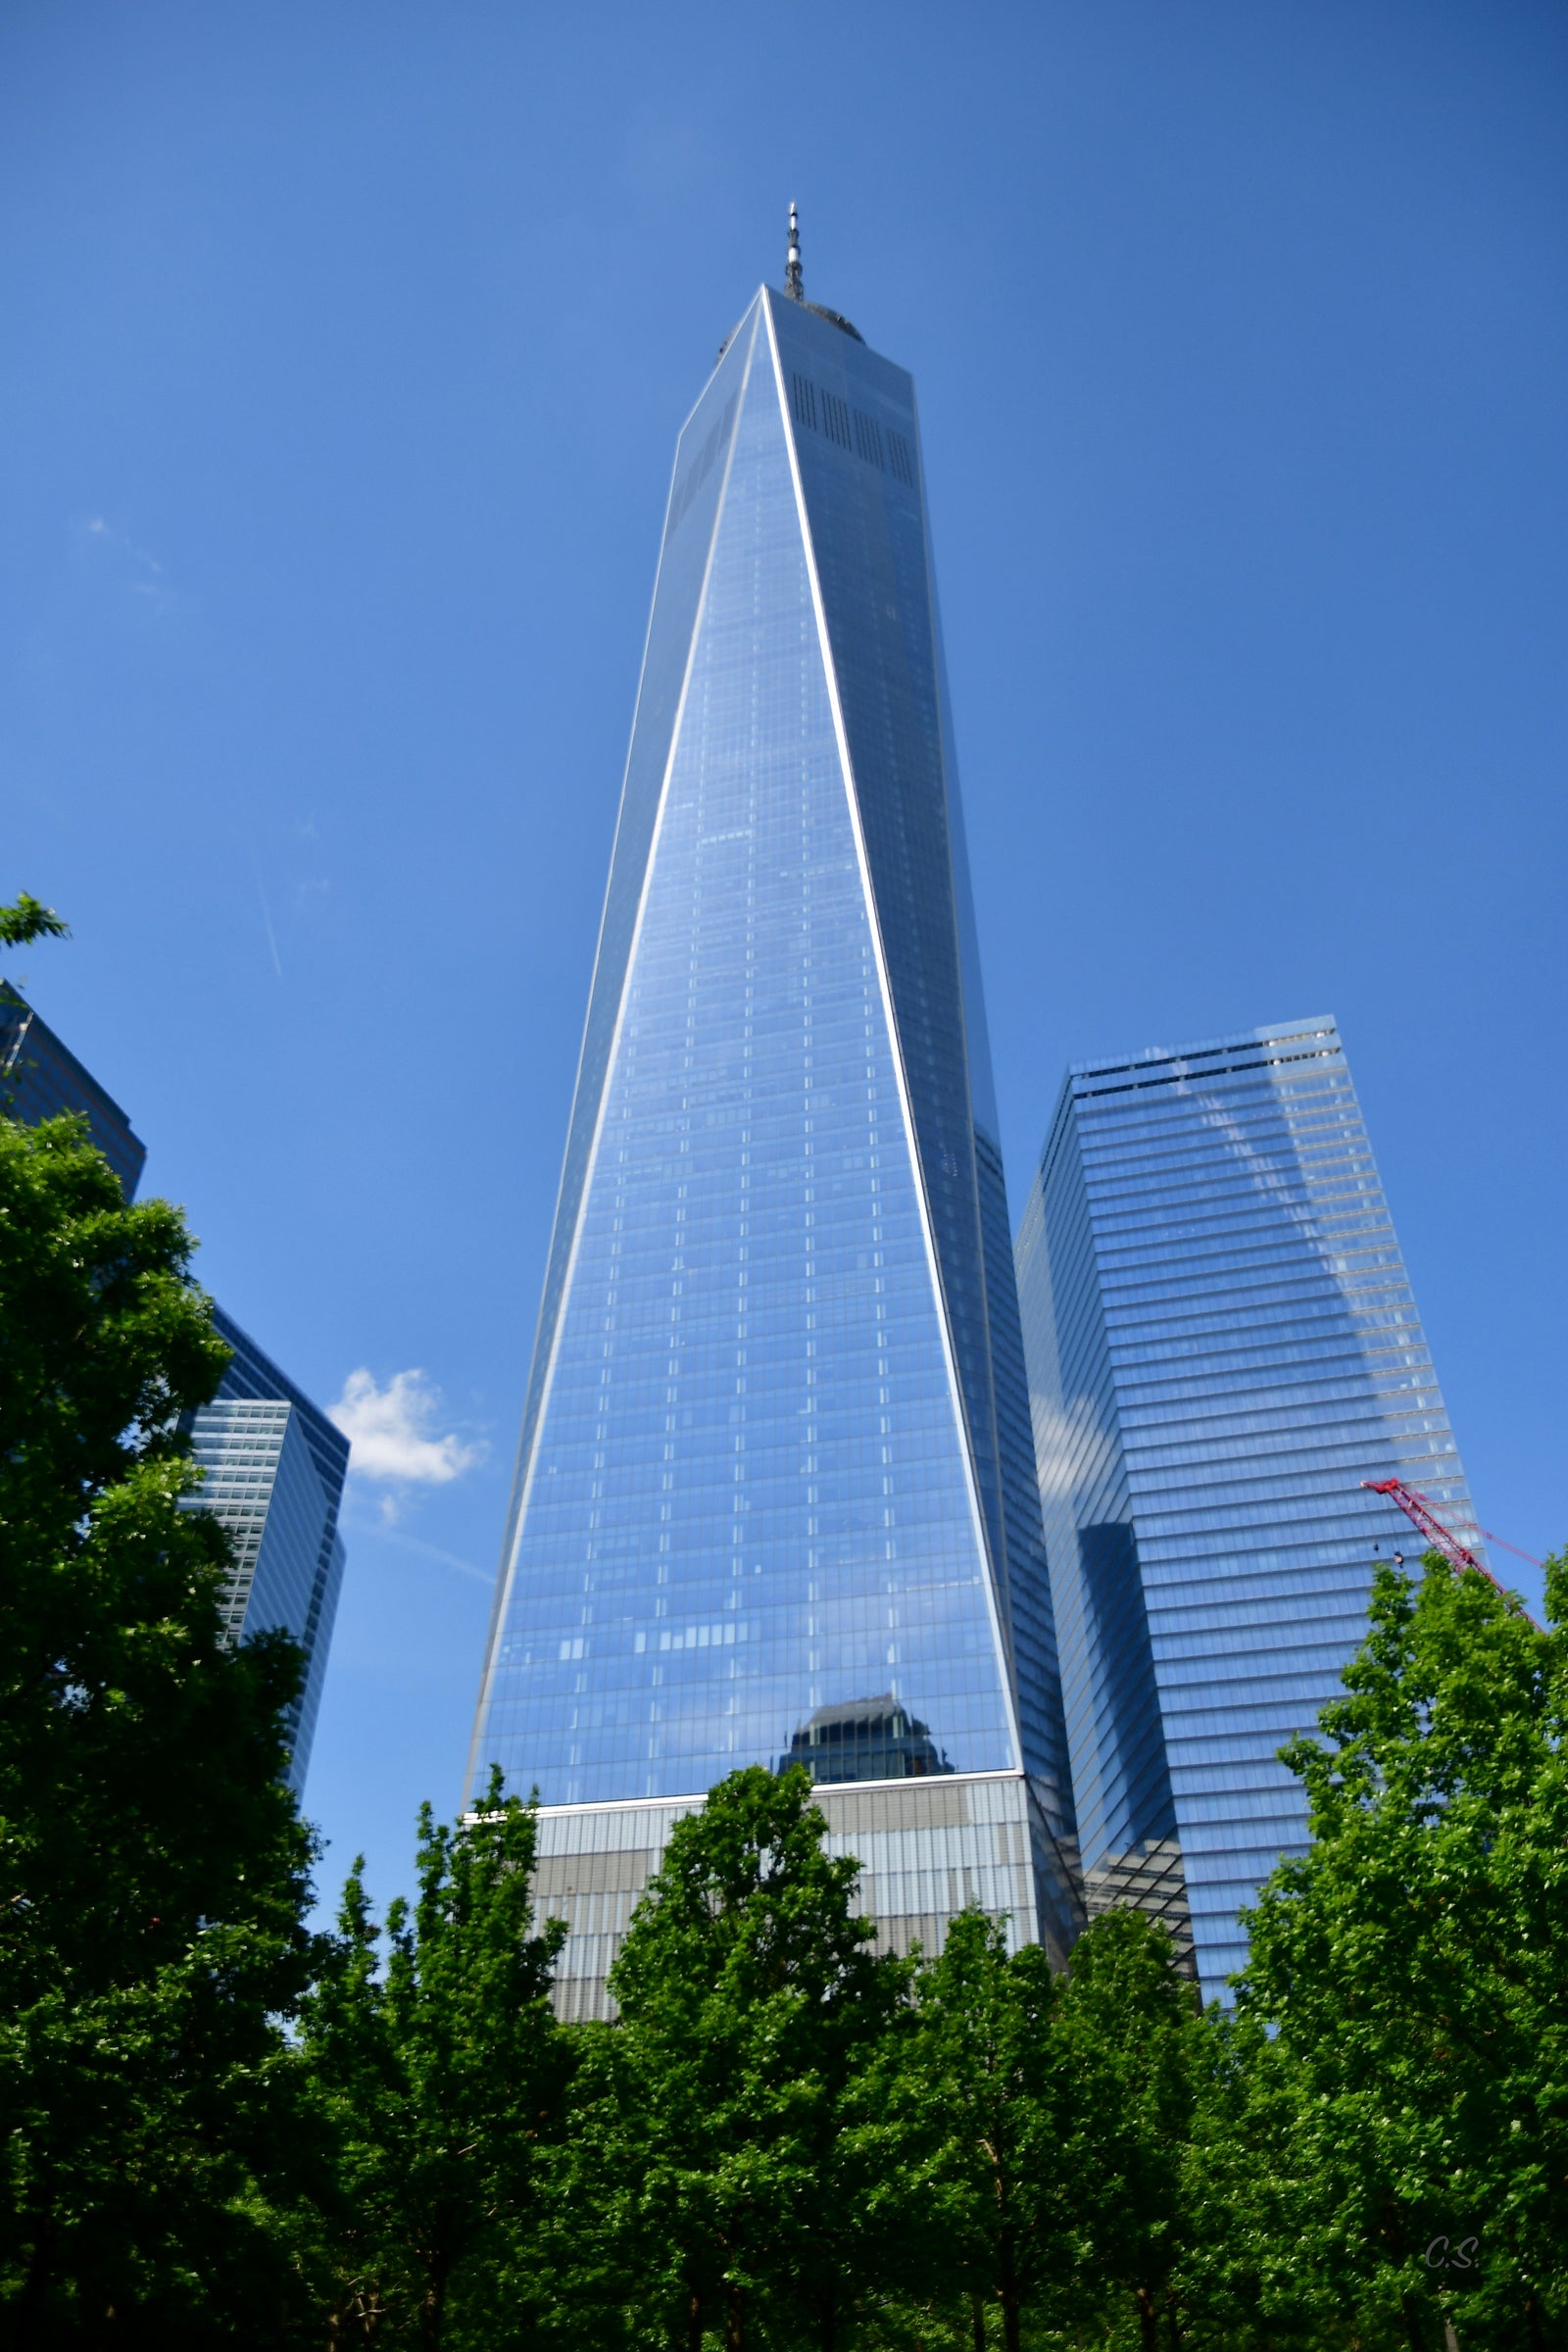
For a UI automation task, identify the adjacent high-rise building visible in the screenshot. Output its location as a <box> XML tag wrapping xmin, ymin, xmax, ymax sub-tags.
<box><xmin>0</xmin><ymin>981</ymin><xmax>348</xmax><ymax>1794</ymax></box>
<box><xmin>187</xmin><ymin>1306</ymin><xmax>350</xmax><ymax>1794</ymax></box>
<box><xmin>1014</xmin><ymin>1015</ymin><xmax>1477</xmax><ymax>2000</ymax></box>
<box><xmin>1</xmin><ymin>978</ymin><xmax>146</xmax><ymax>1197</ymax></box>
<box><xmin>470</xmin><ymin>235</ymin><xmax>1082</xmax><ymax>2013</ymax></box>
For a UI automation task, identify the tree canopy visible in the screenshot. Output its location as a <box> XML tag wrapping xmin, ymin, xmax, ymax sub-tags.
<box><xmin>1235</xmin><ymin>1552</ymin><xmax>1568</xmax><ymax>2351</ymax></box>
<box><xmin>605</xmin><ymin>1764</ymin><xmax>908</xmax><ymax>2352</ymax></box>
<box><xmin>5</xmin><ymin>889</ymin><xmax>1566</xmax><ymax>2350</ymax></box>
<box><xmin>299</xmin><ymin>1775</ymin><xmax>568</xmax><ymax>2345</ymax></box>
<box><xmin>0</xmin><ymin>1077</ymin><xmax>319</xmax><ymax>2332</ymax></box>
<box><xmin>0</xmin><ymin>892</ymin><xmax>69</xmax><ymax>950</ymax></box>
<box><xmin>0</xmin><ymin>895</ymin><xmax>318</xmax><ymax>2343</ymax></box>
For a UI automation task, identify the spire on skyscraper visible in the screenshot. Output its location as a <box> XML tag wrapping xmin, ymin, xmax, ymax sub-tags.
<box><xmin>785</xmin><ymin>202</ymin><xmax>804</xmax><ymax>301</ymax></box>
<box><xmin>470</xmin><ymin>276</ymin><xmax>1082</xmax><ymax>2013</ymax></box>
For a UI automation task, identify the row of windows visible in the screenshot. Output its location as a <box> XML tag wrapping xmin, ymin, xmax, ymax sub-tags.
<box><xmin>789</xmin><ymin>370</ymin><xmax>916</xmax><ymax>485</ymax></box>
<box><xmin>1068</xmin><ymin>1024</ymin><xmax>1338</xmax><ymax>1085</ymax></box>
<box><xmin>1077</xmin><ymin>1096</ymin><xmax>1366</xmax><ymax>1171</ymax></box>
<box><xmin>1082</xmin><ymin>1119</ymin><xmax>1375</xmax><ymax>1193</ymax></box>
<box><xmin>1102</xmin><ymin>1271</ymin><xmax>1416</xmax><ymax>1336</ymax></box>
<box><xmin>1070</xmin><ymin>1046</ymin><xmax>1344</xmax><ymax>1111</ymax></box>
<box><xmin>1111</xmin><ymin>1336</ymin><xmax>1436</xmax><ymax>1397</ymax></box>
<box><xmin>1076</xmin><ymin>1061</ymin><xmax>1353</xmax><ymax>1132</ymax></box>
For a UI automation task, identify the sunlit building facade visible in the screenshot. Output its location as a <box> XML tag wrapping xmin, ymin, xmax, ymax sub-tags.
<box><xmin>190</xmin><ymin>1305</ymin><xmax>351</xmax><ymax>1794</ymax></box>
<box><xmin>471</xmin><ymin>267</ymin><xmax>1081</xmax><ymax>2011</ymax></box>
<box><xmin>1</xmin><ymin>987</ymin><xmax>348</xmax><ymax>1796</ymax></box>
<box><xmin>0</xmin><ymin>979</ymin><xmax>146</xmax><ymax>1198</ymax></box>
<box><xmin>1015</xmin><ymin>1016</ymin><xmax>1477</xmax><ymax>2000</ymax></box>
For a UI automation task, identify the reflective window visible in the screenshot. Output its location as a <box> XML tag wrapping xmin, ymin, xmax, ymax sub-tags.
<box><xmin>474</xmin><ymin>297</ymin><xmax>1043</xmax><ymax>1812</ymax></box>
<box><xmin>1017</xmin><ymin>1020</ymin><xmax>1478</xmax><ymax>1999</ymax></box>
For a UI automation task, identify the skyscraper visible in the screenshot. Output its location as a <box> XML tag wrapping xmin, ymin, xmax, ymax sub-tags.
<box><xmin>187</xmin><ymin>1305</ymin><xmax>350</xmax><ymax>1795</ymax></box>
<box><xmin>470</xmin><ymin>236</ymin><xmax>1081</xmax><ymax>2012</ymax></box>
<box><xmin>0</xmin><ymin>981</ymin><xmax>348</xmax><ymax>1793</ymax></box>
<box><xmin>1</xmin><ymin>979</ymin><xmax>146</xmax><ymax>1198</ymax></box>
<box><xmin>1014</xmin><ymin>1016</ymin><xmax>1478</xmax><ymax>2000</ymax></box>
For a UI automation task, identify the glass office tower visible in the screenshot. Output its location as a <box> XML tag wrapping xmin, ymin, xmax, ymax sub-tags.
<box><xmin>1</xmin><ymin>979</ymin><xmax>146</xmax><ymax>1197</ymax></box>
<box><xmin>189</xmin><ymin>1305</ymin><xmax>351</xmax><ymax>1794</ymax></box>
<box><xmin>0</xmin><ymin>986</ymin><xmax>348</xmax><ymax>1795</ymax></box>
<box><xmin>1014</xmin><ymin>1016</ymin><xmax>1477</xmax><ymax>2000</ymax></box>
<box><xmin>471</xmin><ymin>273</ymin><xmax>1081</xmax><ymax>2011</ymax></box>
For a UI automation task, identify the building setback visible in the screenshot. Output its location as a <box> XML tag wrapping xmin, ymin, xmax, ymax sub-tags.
<box><xmin>1014</xmin><ymin>1015</ymin><xmax>1477</xmax><ymax>2000</ymax></box>
<box><xmin>470</xmin><ymin>245</ymin><xmax>1082</xmax><ymax>2014</ymax></box>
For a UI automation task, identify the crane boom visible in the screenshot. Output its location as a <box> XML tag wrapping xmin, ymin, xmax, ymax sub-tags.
<box><xmin>1361</xmin><ymin>1477</ymin><xmax>1528</xmax><ymax>1614</ymax></box>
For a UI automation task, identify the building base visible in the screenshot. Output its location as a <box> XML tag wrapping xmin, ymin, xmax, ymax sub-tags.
<box><xmin>532</xmin><ymin>1771</ymin><xmax>1084</xmax><ymax>2022</ymax></box>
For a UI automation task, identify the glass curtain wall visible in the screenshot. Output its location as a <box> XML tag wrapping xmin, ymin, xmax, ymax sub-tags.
<box><xmin>471</xmin><ymin>287</ymin><xmax>1076</xmax><ymax>1932</ymax></box>
<box><xmin>1016</xmin><ymin>1016</ymin><xmax>1477</xmax><ymax>1998</ymax></box>
<box><xmin>195</xmin><ymin>1305</ymin><xmax>351</xmax><ymax>1794</ymax></box>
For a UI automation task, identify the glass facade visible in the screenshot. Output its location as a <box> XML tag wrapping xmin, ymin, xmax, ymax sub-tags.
<box><xmin>0</xmin><ymin>979</ymin><xmax>146</xmax><ymax>1198</ymax></box>
<box><xmin>1015</xmin><ymin>1017</ymin><xmax>1478</xmax><ymax>2000</ymax></box>
<box><xmin>194</xmin><ymin>1305</ymin><xmax>351</xmax><ymax>1793</ymax></box>
<box><xmin>471</xmin><ymin>286</ymin><xmax>1079</xmax><ymax>1984</ymax></box>
<box><xmin>0</xmin><ymin>988</ymin><xmax>348</xmax><ymax>1797</ymax></box>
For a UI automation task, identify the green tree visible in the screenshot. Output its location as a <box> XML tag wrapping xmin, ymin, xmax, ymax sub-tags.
<box><xmin>605</xmin><ymin>1764</ymin><xmax>907</xmax><ymax>2352</ymax></box>
<box><xmin>515</xmin><ymin>2020</ymin><xmax>647</xmax><ymax>2352</ymax></box>
<box><xmin>1060</xmin><ymin>1905</ymin><xmax>1200</xmax><ymax>2350</ymax></box>
<box><xmin>299</xmin><ymin>1776</ymin><xmax>569</xmax><ymax>2347</ymax></box>
<box><xmin>1175</xmin><ymin>2003</ymin><xmax>1335</xmax><ymax>2352</ymax></box>
<box><xmin>0</xmin><ymin>899</ymin><xmax>319</xmax><ymax>2343</ymax></box>
<box><xmin>1237</xmin><ymin>1550</ymin><xmax>1568</xmax><ymax>2351</ymax></box>
<box><xmin>0</xmin><ymin>892</ymin><xmax>69</xmax><ymax>948</ymax></box>
<box><xmin>862</xmin><ymin>1905</ymin><xmax>1102</xmax><ymax>2352</ymax></box>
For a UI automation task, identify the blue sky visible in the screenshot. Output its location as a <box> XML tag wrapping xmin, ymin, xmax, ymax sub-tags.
<box><xmin>6</xmin><ymin>1</ymin><xmax>1565</xmax><ymax>1923</ymax></box>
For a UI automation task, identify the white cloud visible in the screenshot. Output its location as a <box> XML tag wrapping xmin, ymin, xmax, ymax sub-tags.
<box><xmin>329</xmin><ymin>1368</ymin><xmax>482</xmax><ymax>1494</ymax></box>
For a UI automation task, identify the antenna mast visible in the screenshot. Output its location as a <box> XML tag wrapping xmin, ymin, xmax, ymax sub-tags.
<box><xmin>785</xmin><ymin>203</ymin><xmax>805</xmax><ymax>302</ymax></box>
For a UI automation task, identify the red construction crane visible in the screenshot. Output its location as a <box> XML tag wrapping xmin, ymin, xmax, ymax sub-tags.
<box><xmin>1360</xmin><ymin>1477</ymin><xmax>1539</xmax><ymax>1617</ymax></box>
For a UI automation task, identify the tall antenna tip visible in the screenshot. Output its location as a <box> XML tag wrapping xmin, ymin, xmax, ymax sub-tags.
<box><xmin>785</xmin><ymin>202</ymin><xmax>804</xmax><ymax>302</ymax></box>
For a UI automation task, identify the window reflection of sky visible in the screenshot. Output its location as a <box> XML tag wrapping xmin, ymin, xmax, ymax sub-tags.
<box><xmin>1019</xmin><ymin>1023</ymin><xmax>1478</xmax><ymax>1999</ymax></box>
<box><xmin>476</xmin><ymin>301</ymin><xmax>1017</xmax><ymax>1807</ymax></box>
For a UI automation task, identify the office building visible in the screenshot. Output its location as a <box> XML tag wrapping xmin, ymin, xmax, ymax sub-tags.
<box><xmin>1</xmin><ymin>978</ymin><xmax>146</xmax><ymax>1197</ymax></box>
<box><xmin>0</xmin><ymin>982</ymin><xmax>347</xmax><ymax>1794</ymax></box>
<box><xmin>470</xmin><ymin>231</ymin><xmax>1082</xmax><ymax>2013</ymax></box>
<box><xmin>188</xmin><ymin>1305</ymin><xmax>350</xmax><ymax>1795</ymax></box>
<box><xmin>1015</xmin><ymin>1016</ymin><xmax>1477</xmax><ymax>1999</ymax></box>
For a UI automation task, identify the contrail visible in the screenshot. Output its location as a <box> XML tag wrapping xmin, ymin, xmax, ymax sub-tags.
<box><xmin>251</xmin><ymin>861</ymin><xmax>283</xmax><ymax>979</ymax></box>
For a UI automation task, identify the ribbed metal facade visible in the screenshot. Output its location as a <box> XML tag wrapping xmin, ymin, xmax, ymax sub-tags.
<box><xmin>537</xmin><ymin>1774</ymin><xmax>1059</xmax><ymax>2022</ymax></box>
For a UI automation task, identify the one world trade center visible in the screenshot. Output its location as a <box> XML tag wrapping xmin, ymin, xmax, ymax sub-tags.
<box><xmin>469</xmin><ymin>221</ymin><xmax>1082</xmax><ymax>2012</ymax></box>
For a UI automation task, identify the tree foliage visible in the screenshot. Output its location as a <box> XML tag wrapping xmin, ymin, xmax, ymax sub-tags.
<box><xmin>860</xmin><ymin>1906</ymin><xmax>1097</xmax><ymax>2351</ymax></box>
<box><xmin>299</xmin><ymin>1775</ymin><xmax>568</xmax><ymax>2346</ymax></box>
<box><xmin>1060</xmin><ymin>1905</ymin><xmax>1200</xmax><ymax>2349</ymax></box>
<box><xmin>0</xmin><ymin>1000</ymin><xmax>318</xmax><ymax>2336</ymax></box>
<box><xmin>603</xmin><ymin>1765</ymin><xmax>908</xmax><ymax>2352</ymax></box>
<box><xmin>4</xmin><ymin>891</ymin><xmax>1564</xmax><ymax>2347</ymax></box>
<box><xmin>0</xmin><ymin>892</ymin><xmax>69</xmax><ymax>950</ymax></box>
<box><xmin>1233</xmin><ymin>1552</ymin><xmax>1568</xmax><ymax>2351</ymax></box>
